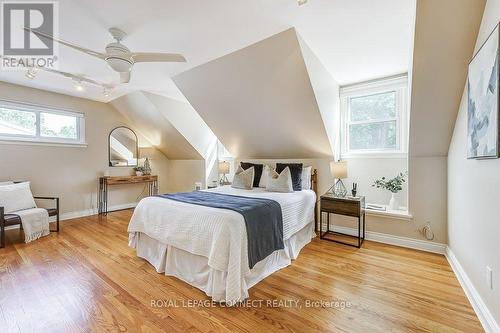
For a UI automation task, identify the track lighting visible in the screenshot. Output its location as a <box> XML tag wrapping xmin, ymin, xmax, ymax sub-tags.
<box><xmin>73</xmin><ymin>79</ymin><xmax>84</xmax><ymax>91</ymax></box>
<box><xmin>25</xmin><ymin>68</ymin><xmax>37</xmax><ymax>79</ymax></box>
<box><xmin>102</xmin><ymin>87</ymin><xmax>111</xmax><ymax>97</ymax></box>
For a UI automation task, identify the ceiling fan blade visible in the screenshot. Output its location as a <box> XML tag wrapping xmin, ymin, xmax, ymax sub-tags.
<box><xmin>23</xmin><ymin>27</ymin><xmax>107</xmax><ymax>60</ymax></box>
<box><xmin>120</xmin><ymin>71</ymin><xmax>131</xmax><ymax>83</ymax></box>
<box><xmin>128</xmin><ymin>52</ymin><xmax>186</xmax><ymax>63</ymax></box>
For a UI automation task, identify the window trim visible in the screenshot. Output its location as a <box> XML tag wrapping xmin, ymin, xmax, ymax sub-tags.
<box><xmin>340</xmin><ymin>75</ymin><xmax>408</xmax><ymax>158</ymax></box>
<box><xmin>0</xmin><ymin>99</ymin><xmax>86</xmax><ymax>146</ymax></box>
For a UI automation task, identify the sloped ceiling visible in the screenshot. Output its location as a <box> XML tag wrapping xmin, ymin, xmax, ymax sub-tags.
<box><xmin>297</xmin><ymin>34</ymin><xmax>340</xmax><ymax>157</ymax></box>
<box><xmin>144</xmin><ymin>92</ymin><xmax>218</xmax><ymax>160</ymax></box>
<box><xmin>110</xmin><ymin>92</ymin><xmax>202</xmax><ymax>159</ymax></box>
<box><xmin>0</xmin><ymin>0</ymin><xmax>414</xmax><ymax>103</ymax></box>
<box><xmin>409</xmin><ymin>0</ymin><xmax>485</xmax><ymax>157</ymax></box>
<box><xmin>173</xmin><ymin>28</ymin><xmax>333</xmax><ymax>159</ymax></box>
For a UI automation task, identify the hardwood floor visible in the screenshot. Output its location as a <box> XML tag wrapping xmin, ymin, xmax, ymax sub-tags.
<box><xmin>0</xmin><ymin>210</ymin><xmax>482</xmax><ymax>333</ymax></box>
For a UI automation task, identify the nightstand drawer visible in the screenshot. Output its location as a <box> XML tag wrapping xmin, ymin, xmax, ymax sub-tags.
<box><xmin>321</xmin><ymin>198</ymin><xmax>360</xmax><ymax>217</ymax></box>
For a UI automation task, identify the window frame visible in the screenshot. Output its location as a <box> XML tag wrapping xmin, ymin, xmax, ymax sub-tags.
<box><xmin>0</xmin><ymin>99</ymin><xmax>86</xmax><ymax>146</ymax></box>
<box><xmin>340</xmin><ymin>76</ymin><xmax>408</xmax><ymax>158</ymax></box>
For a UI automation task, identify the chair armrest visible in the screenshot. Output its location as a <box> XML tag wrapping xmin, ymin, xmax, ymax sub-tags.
<box><xmin>33</xmin><ymin>196</ymin><xmax>59</xmax><ymax>200</ymax></box>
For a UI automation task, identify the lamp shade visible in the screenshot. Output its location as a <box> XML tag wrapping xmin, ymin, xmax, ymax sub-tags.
<box><xmin>218</xmin><ymin>161</ymin><xmax>230</xmax><ymax>174</ymax></box>
<box><xmin>330</xmin><ymin>161</ymin><xmax>347</xmax><ymax>179</ymax></box>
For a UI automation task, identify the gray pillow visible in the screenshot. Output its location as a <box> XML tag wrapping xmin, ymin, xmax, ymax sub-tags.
<box><xmin>231</xmin><ymin>166</ymin><xmax>255</xmax><ymax>190</ymax></box>
<box><xmin>266</xmin><ymin>167</ymin><xmax>293</xmax><ymax>193</ymax></box>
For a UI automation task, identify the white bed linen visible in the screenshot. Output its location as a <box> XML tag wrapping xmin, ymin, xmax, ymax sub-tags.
<box><xmin>133</xmin><ymin>222</ymin><xmax>315</xmax><ymax>303</ymax></box>
<box><xmin>128</xmin><ymin>186</ymin><xmax>316</xmax><ymax>303</ymax></box>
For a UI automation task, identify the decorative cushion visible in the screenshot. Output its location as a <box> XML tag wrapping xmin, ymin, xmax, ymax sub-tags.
<box><xmin>301</xmin><ymin>166</ymin><xmax>312</xmax><ymax>190</ymax></box>
<box><xmin>231</xmin><ymin>166</ymin><xmax>255</xmax><ymax>190</ymax></box>
<box><xmin>240</xmin><ymin>162</ymin><xmax>263</xmax><ymax>188</ymax></box>
<box><xmin>266</xmin><ymin>167</ymin><xmax>293</xmax><ymax>193</ymax></box>
<box><xmin>276</xmin><ymin>163</ymin><xmax>303</xmax><ymax>191</ymax></box>
<box><xmin>0</xmin><ymin>182</ymin><xmax>36</xmax><ymax>213</ymax></box>
<box><xmin>259</xmin><ymin>165</ymin><xmax>272</xmax><ymax>188</ymax></box>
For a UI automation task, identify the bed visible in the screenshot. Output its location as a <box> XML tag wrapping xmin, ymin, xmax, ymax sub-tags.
<box><xmin>128</xmin><ymin>170</ymin><xmax>318</xmax><ymax>304</ymax></box>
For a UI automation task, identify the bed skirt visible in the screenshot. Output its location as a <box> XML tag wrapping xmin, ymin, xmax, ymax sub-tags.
<box><xmin>129</xmin><ymin>222</ymin><xmax>315</xmax><ymax>303</ymax></box>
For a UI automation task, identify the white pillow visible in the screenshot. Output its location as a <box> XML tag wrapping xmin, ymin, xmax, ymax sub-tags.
<box><xmin>0</xmin><ymin>182</ymin><xmax>37</xmax><ymax>213</ymax></box>
<box><xmin>259</xmin><ymin>165</ymin><xmax>272</xmax><ymax>188</ymax></box>
<box><xmin>266</xmin><ymin>167</ymin><xmax>293</xmax><ymax>193</ymax></box>
<box><xmin>0</xmin><ymin>181</ymin><xmax>14</xmax><ymax>186</ymax></box>
<box><xmin>231</xmin><ymin>166</ymin><xmax>255</xmax><ymax>190</ymax></box>
<box><xmin>301</xmin><ymin>166</ymin><xmax>312</xmax><ymax>190</ymax></box>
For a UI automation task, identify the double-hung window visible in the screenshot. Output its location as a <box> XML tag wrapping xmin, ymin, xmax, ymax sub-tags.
<box><xmin>340</xmin><ymin>76</ymin><xmax>408</xmax><ymax>157</ymax></box>
<box><xmin>0</xmin><ymin>100</ymin><xmax>85</xmax><ymax>145</ymax></box>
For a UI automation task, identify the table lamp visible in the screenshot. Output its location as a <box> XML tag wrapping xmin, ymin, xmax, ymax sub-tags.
<box><xmin>218</xmin><ymin>161</ymin><xmax>230</xmax><ymax>185</ymax></box>
<box><xmin>330</xmin><ymin>160</ymin><xmax>348</xmax><ymax>197</ymax></box>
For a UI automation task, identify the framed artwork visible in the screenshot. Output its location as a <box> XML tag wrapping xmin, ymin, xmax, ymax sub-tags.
<box><xmin>468</xmin><ymin>23</ymin><xmax>500</xmax><ymax>159</ymax></box>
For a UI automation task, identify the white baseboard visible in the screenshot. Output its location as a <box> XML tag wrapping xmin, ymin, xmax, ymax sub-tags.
<box><xmin>445</xmin><ymin>247</ymin><xmax>500</xmax><ymax>333</ymax></box>
<box><xmin>59</xmin><ymin>202</ymin><xmax>137</xmax><ymax>221</ymax></box>
<box><xmin>330</xmin><ymin>225</ymin><xmax>447</xmax><ymax>254</ymax></box>
<box><xmin>4</xmin><ymin>202</ymin><xmax>137</xmax><ymax>231</ymax></box>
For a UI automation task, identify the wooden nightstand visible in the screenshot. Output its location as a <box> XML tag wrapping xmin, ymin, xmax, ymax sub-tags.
<box><xmin>320</xmin><ymin>193</ymin><xmax>366</xmax><ymax>248</ymax></box>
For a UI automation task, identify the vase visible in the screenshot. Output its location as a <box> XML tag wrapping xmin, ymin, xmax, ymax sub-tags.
<box><xmin>135</xmin><ymin>171</ymin><xmax>143</xmax><ymax>176</ymax></box>
<box><xmin>388</xmin><ymin>192</ymin><xmax>398</xmax><ymax>210</ymax></box>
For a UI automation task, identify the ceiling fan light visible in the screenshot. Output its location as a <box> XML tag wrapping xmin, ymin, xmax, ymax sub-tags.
<box><xmin>25</xmin><ymin>68</ymin><xmax>37</xmax><ymax>79</ymax></box>
<box><xmin>106</xmin><ymin>57</ymin><xmax>133</xmax><ymax>73</ymax></box>
<box><xmin>298</xmin><ymin>0</ymin><xmax>308</xmax><ymax>5</ymax></box>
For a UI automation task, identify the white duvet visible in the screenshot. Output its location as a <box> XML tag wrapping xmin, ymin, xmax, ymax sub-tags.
<box><xmin>128</xmin><ymin>186</ymin><xmax>316</xmax><ymax>302</ymax></box>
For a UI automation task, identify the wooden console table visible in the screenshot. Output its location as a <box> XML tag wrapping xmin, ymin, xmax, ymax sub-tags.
<box><xmin>98</xmin><ymin>175</ymin><xmax>158</xmax><ymax>215</ymax></box>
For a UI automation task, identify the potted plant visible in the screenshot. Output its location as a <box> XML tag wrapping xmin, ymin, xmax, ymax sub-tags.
<box><xmin>134</xmin><ymin>166</ymin><xmax>145</xmax><ymax>176</ymax></box>
<box><xmin>372</xmin><ymin>172</ymin><xmax>407</xmax><ymax>210</ymax></box>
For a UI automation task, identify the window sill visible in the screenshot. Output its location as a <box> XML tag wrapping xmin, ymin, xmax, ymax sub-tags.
<box><xmin>365</xmin><ymin>206</ymin><xmax>413</xmax><ymax>221</ymax></box>
<box><xmin>342</xmin><ymin>152</ymin><xmax>407</xmax><ymax>159</ymax></box>
<box><xmin>0</xmin><ymin>139</ymin><xmax>87</xmax><ymax>148</ymax></box>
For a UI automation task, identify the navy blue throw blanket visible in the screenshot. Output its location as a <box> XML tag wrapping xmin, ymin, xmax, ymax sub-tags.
<box><xmin>158</xmin><ymin>191</ymin><xmax>284</xmax><ymax>269</ymax></box>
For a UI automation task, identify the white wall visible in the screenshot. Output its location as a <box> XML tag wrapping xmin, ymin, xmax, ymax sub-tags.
<box><xmin>0</xmin><ymin>82</ymin><xmax>170</xmax><ymax>216</ymax></box>
<box><xmin>343</xmin><ymin>157</ymin><xmax>408</xmax><ymax>208</ymax></box>
<box><xmin>448</xmin><ymin>0</ymin><xmax>500</xmax><ymax>326</ymax></box>
<box><xmin>165</xmin><ymin>160</ymin><xmax>206</xmax><ymax>193</ymax></box>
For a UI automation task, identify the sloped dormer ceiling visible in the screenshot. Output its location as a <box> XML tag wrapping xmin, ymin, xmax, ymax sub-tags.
<box><xmin>173</xmin><ymin>28</ymin><xmax>333</xmax><ymax>159</ymax></box>
<box><xmin>110</xmin><ymin>92</ymin><xmax>202</xmax><ymax>160</ymax></box>
<box><xmin>409</xmin><ymin>0</ymin><xmax>485</xmax><ymax>157</ymax></box>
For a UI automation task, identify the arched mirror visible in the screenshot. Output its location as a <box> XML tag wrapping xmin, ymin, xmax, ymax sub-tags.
<box><xmin>108</xmin><ymin>127</ymin><xmax>138</xmax><ymax>167</ymax></box>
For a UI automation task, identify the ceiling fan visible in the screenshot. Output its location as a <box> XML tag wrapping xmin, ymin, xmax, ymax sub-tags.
<box><xmin>25</xmin><ymin>27</ymin><xmax>186</xmax><ymax>84</ymax></box>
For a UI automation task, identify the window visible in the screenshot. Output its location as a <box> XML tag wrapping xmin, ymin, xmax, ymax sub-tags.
<box><xmin>0</xmin><ymin>100</ymin><xmax>85</xmax><ymax>145</ymax></box>
<box><xmin>341</xmin><ymin>76</ymin><xmax>408</xmax><ymax>156</ymax></box>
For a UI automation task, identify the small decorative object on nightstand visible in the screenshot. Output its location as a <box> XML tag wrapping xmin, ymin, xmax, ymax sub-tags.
<box><xmin>351</xmin><ymin>183</ymin><xmax>357</xmax><ymax>197</ymax></box>
<box><xmin>218</xmin><ymin>161</ymin><xmax>230</xmax><ymax>185</ymax></box>
<box><xmin>329</xmin><ymin>161</ymin><xmax>348</xmax><ymax>197</ymax></box>
<box><xmin>320</xmin><ymin>193</ymin><xmax>365</xmax><ymax>248</ymax></box>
